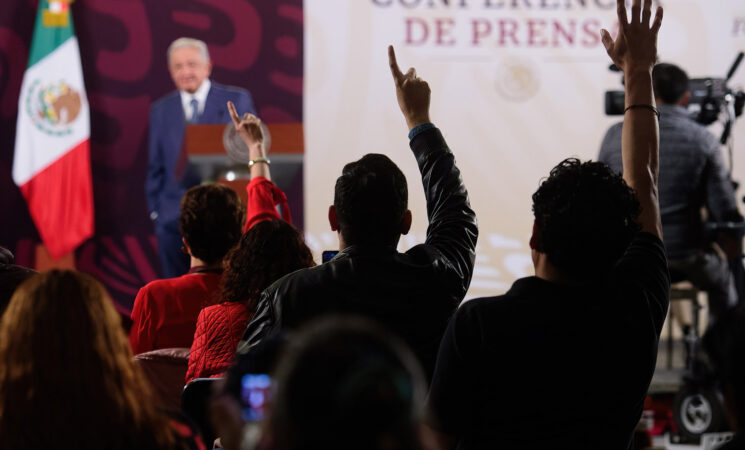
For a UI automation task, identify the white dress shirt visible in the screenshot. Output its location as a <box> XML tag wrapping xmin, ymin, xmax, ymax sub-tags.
<box><xmin>179</xmin><ymin>79</ymin><xmax>211</xmax><ymax>121</ymax></box>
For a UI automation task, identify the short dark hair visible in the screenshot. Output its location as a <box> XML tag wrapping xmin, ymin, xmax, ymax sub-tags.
<box><xmin>334</xmin><ymin>154</ymin><xmax>408</xmax><ymax>246</ymax></box>
<box><xmin>532</xmin><ymin>158</ymin><xmax>641</xmax><ymax>280</ymax></box>
<box><xmin>270</xmin><ymin>316</ymin><xmax>426</xmax><ymax>450</ymax></box>
<box><xmin>179</xmin><ymin>184</ymin><xmax>245</xmax><ymax>265</ymax></box>
<box><xmin>220</xmin><ymin>219</ymin><xmax>315</xmax><ymax>308</ymax></box>
<box><xmin>653</xmin><ymin>63</ymin><xmax>689</xmax><ymax>105</ymax></box>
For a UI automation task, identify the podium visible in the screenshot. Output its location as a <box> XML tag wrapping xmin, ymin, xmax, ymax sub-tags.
<box><xmin>182</xmin><ymin>123</ymin><xmax>305</xmax><ymax>227</ymax></box>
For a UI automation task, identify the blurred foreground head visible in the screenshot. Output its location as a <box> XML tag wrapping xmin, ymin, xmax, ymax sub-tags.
<box><xmin>0</xmin><ymin>270</ymin><xmax>181</xmax><ymax>449</ymax></box>
<box><xmin>270</xmin><ymin>316</ymin><xmax>427</xmax><ymax>450</ymax></box>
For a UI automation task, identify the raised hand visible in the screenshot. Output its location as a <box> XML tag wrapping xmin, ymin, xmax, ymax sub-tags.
<box><xmin>228</xmin><ymin>101</ymin><xmax>263</xmax><ymax>147</ymax></box>
<box><xmin>388</xmin><ymin>45</ymin><xmax>431</xmax><ymax>130</ymax></box>
<box><xmin>603</xmin><ymin>0</ymin><xmax>664</xmax><ymax>238</ymax></box>
<box><xmin>601</xmin><ymin>0</ymin><xmax>662</xmax><ymax>75</ymax></box>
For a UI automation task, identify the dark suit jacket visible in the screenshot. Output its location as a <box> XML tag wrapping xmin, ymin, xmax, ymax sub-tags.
<box><xmin>146</xmin><ymin>81</ymin><xmax>255</xmax><ymax>227</ymax></box>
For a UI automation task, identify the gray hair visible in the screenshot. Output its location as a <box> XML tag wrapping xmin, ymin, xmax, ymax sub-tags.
<box><xmin>167</xmin><ymin>37</ymin><xmax>210</xmax><ymax>64</ymax></box>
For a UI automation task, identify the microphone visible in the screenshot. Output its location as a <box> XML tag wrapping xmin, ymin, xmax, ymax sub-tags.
<box><xmin>726</xmin><ymin>52</ymin><xmax>744</xmax><ymax>82</ymax></box>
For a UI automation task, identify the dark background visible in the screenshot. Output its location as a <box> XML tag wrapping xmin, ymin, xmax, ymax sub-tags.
<box><xmin>0</xmin><ymin>0</ymin><xmax>304</xmax><ymax>312</ymax></box>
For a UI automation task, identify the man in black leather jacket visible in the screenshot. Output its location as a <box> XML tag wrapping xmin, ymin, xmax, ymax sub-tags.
<box><xmin>236</xmin><ymin>46</ymin><xmax>478</xmax><ymax>380</ymax></box>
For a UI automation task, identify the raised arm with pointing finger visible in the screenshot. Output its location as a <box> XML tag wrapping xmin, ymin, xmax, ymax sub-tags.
<box><xmin>228</xmin><ymin>101</ymin><xmax>271</xmax><ymax>181</ymax></box>
<box><xmin>388</xmin><ymin>45</ymin><xmax>431</xmax><ymax>131</ymax></box>
<box><xmin>387</xmin><ymin>45</ymin><xmax>478</xmax><ymax>277</ymax></box>
<box><xmin>226</xmin><ymin>101</ymin><xmax>291</xmax><ymax>231</ymax></box>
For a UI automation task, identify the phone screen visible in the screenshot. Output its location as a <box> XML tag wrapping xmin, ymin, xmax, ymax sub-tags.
<box><xmin>241</xmin><ymin>373</ymin><xmax>272</xmax><ymax>422</ymax></box>
<box><xmin>322</xmin><ymin>250</ymin><xmax>339</xmax><ymax>263</ymax></box>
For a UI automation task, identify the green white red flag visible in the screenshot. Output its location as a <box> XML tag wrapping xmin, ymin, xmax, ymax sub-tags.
<box><xmin>13</xmin><ymin>0</ymin><xmax>94</xmax><ymax>259</ymax></box>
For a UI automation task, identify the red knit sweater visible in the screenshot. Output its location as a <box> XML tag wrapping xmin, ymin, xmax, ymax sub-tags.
<box><xmin>185</xmin><ymin>301</ymin><xmax>253</xmax><ymax>383</ymax></box>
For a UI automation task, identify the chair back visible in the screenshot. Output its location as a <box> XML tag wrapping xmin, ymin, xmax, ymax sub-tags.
<box><xmin>133</xmin><ymin>347</ymin><xmax>190</xmax><ymax>410</ymax></box>
<box><xmin>182</xmin><ymin>377</ymin><xmax>223</xmax><ymax>446</ymax></box>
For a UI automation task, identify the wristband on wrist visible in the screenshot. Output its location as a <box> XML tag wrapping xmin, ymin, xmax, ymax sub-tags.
<box><xmin>624</xmin><ymin>104</ymin><xmax>660</xmax><ymax>118</ymax></box>
<box><xmin>248</xmin><ymin>157</ymin><xmax>271</xmax><ymax>166</ymax></box>
<box><xmin>408</xmin><ymin>122</ymin><xmax>436</xmax><ymax>141</ymax></box>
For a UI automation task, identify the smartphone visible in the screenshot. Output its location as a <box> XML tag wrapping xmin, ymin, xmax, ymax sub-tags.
<box><xmin>240</xmin><ymin>373</ymin><xmax>272</xmax><ymax>422</ymax></box>
<box><xmin>322</xmin><ymin>250</ymin><xmax>339</xmax><ymax>263</ymax></box>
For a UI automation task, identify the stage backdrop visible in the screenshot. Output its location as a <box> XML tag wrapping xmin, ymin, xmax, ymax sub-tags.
<box><xmin>0</xmin><ymin>0</ymin><xmax>303</xmax><ymax>312</ymax></box>
<box><xmin>303</xmin><ymin>0</ymin><xmax>745</xmax><ymax>299</ymax></box>
<box><xmin>2</xmin><ymin>1</ymin><xmax>745</xmax><ymax>309</ymax></box>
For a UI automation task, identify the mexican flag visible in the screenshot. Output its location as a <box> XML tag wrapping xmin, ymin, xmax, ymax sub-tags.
<box><xmin>13</xmin><ymin>0</ymin><xmax>94</xmax><ymax>260</ymax></box>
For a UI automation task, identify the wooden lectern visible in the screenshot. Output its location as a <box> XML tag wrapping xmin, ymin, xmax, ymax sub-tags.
<box><xmin>181</xmin><ymin>123</ymin><xmax>305</xmax><ymax>220</ymax></box>
<box><xmin>183</xmin><ymin>123</ymin><xmax>304</xmax><ymax>156</ymax></box>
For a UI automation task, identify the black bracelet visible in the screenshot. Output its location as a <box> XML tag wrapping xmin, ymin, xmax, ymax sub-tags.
<box><xmin>624</xmin><ymin>104</ymin><xmax>660</xmax><ymax>118</ymax></box>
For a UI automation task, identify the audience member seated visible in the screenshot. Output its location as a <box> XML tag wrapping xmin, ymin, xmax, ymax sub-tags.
<box><xmin>186</xmin><ymin>219</ymin><xmax>314</xmax><ymax>383</ymax></box>
<box><xmin>130</xmin><ymin>104</ymin><xmax>289</xmax><ymax>356</ymax></box>
<box><xmin>130</xmin><ymin>183</ymin><xmax>244</xmax><ymax>354</ymax></box>
<box><xmin>425</xmin><ymin>1</ymin><xmax>670</xmax><ymax>448</ymax></box>
<box><xmin>704</xmin><ymin>307</ymin><xmax>745</xmax><ymax>449</ymax></box>
<box><xmin>212</xmin><ymin>316</ymin><xmax>427</xmax><ymax>450</ymax></box>
<box><xmin>237</xmin><ymin>45</ymin><xmax>478</xmax><ymax>381</ymax></box>
<box><xmin>0</xmin><ymin>246</ymin><xmax>36</xmax><ymax>318</ymax></box>
<box><xmin>0</xmin><ymin>270</ymin><xmax>204</xmax><ymax>449</ymax></box>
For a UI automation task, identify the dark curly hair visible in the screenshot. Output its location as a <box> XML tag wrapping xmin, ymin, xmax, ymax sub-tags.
<box><xmin>334</xmin><ymin>154</ymin><xmax>408</xmax><ymax>247</ymax></box>
<box><xmin>179</xmin><ymin>183</ymin><xmax>245</xmax><ymax>265</ymax></box>
<box><xmin>532</xmin><ymin>158</ymin><xmax>641</xmax><ymax>280</ymax></box>
<box><xmin>220</xmin><ymin>219</ymin><xmax>314</xmax><ymax>308</ymax></box>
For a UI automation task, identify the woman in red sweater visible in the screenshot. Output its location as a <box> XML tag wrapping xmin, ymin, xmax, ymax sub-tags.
<box><xmin>130</xmin><ymin>105</ymin><xmax>290</xmax><ymax>355</ymax></box>
<box><xmin>186</xmin><ymin>219</ymin><xmax>314</xmax><ymax>382</ymax></box>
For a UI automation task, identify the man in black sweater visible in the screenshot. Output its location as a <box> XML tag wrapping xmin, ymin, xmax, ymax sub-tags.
<box><xmin>426</xmin><ymin>1</ymin><xmax>670</xmax><ymax>448</ymax></box>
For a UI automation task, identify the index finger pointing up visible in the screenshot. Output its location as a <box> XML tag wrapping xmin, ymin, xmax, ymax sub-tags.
<box><xmin>227</xmin><ymin>101</ymin><xmax>240</xmax><ymax>126</ymax></box>
<box><xmin>388</xmin><ymin>45</ymin><xmax>404</xmax><ymax>85</ymax></box>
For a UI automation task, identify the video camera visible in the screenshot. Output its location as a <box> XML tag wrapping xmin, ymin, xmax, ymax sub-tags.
<box><xmin>605</xmin><ymin>52</ymin><xmax>745</xmax><ymax>144</ymax></box>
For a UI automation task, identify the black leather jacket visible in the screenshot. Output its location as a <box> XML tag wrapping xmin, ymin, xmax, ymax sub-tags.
<box><xmin>237</xmin><ymin>127</ymin><xmax>478</xmax><ymax>379</ymax></box>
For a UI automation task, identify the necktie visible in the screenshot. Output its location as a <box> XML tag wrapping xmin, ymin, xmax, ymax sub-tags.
<box><xmin>189</xmin><ymin>98</ymin><xmax>199</xmax><ymax>123</ymax></box>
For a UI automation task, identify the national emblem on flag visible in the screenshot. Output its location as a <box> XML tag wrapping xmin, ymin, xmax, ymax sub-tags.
<box><xmin>13</xmin><ymin>0</ymin><xmax>94</xmax><ymax>259</ymax></box>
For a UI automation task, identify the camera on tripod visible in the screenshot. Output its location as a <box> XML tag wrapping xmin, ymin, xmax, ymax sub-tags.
<box><xmin>605</xmin><ymin>52</ymin><xmax>745</xmax><ymax>145</ymax></box>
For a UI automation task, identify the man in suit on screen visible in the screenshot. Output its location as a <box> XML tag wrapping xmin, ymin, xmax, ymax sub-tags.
<box><xmin>146</xmin><ymin>37</ymin><xmax>256</xmax><ymax>278</ymax></box>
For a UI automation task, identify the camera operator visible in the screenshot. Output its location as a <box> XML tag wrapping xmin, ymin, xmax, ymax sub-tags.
<box><xmin>599</xmin><ymin>62</ymin><xmax>742</xmax><ymax>326</ymax></box>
